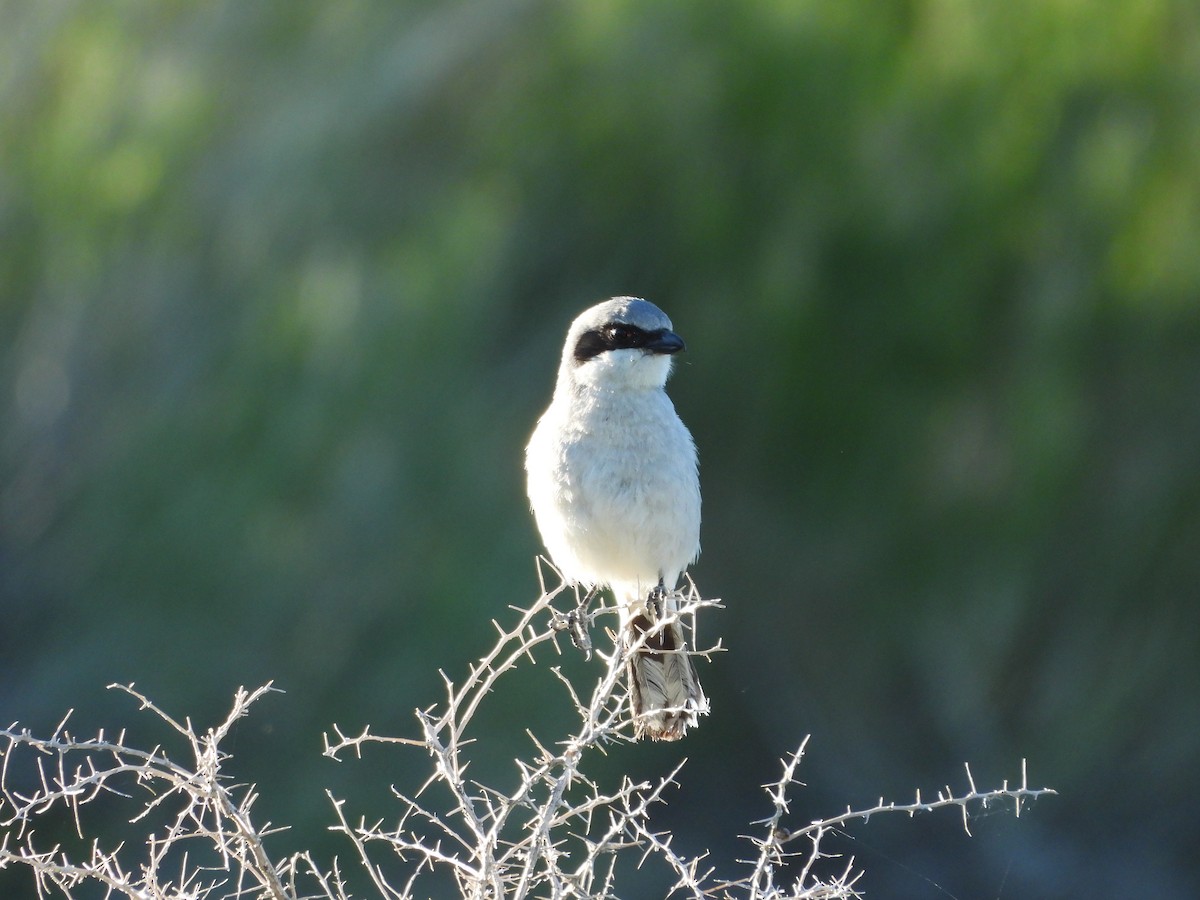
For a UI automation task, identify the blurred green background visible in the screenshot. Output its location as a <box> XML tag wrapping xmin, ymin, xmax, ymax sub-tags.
<box><xmin>2</xmin><ymin>1</ymin><xmax>1198</xmax><ymax>897</ymax></box>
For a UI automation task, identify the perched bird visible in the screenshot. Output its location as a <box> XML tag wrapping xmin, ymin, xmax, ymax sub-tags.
<box><xmin>525</xmin><ymin>297</ymin><xmax>706</xmax><ymax>741</ymax></box>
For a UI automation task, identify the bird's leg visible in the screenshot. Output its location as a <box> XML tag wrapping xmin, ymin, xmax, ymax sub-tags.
<box><xmin>647</xmin><ymin>577</ymin><xmax>667</xmax><ymax>622</ymax></box>
<box><xmin>557</xmin><ymin>584</ymin><xmax>597</xmax><ymax>658</ymax></box>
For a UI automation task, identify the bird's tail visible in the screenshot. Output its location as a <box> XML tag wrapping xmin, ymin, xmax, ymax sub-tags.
<box><xmin>625</xmin><ymin>608</ymin><xmax>708</xmax><ymax>741</ymax></box>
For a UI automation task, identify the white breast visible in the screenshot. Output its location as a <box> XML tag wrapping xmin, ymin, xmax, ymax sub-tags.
<box><xmin>526</xmin><ymin>386</ymin><xmax>700</xmax><ymax>597</ymax></box>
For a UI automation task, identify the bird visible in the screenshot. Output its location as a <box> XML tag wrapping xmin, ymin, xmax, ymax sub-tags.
<box><xmin>525</xmin><ymin>297</ymin><xmax>706</xmax><ymax>741</ymax></box>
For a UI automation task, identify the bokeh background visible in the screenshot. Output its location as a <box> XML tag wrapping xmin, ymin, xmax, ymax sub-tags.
<box><xmin>3</xmin><ymin>1</ymin><xmax>1199</xmax><ymax>897</ymax></box>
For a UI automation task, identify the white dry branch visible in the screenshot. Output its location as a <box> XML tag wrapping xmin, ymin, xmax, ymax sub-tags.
<box><xmin>1</xmin><ymin>569</ymin><xmax>1055</xmax><ymax>898</ymax></box>
<box><xmin>0</xmin><ymin>682</ymin><xmax>342</xmax><ymax>899</ymax></box>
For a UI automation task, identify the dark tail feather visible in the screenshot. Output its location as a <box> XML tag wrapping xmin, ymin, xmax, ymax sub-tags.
<box><xmin>626</xmin><ymin>613</ymin><xmax>707</xmax><ymax>741</ymax></box>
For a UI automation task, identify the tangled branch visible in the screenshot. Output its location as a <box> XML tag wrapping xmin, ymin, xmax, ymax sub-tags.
<box><xmin>1</xmin><ymin>571</ymin><xmax>1054</xmax><ymax>898</ymax></box>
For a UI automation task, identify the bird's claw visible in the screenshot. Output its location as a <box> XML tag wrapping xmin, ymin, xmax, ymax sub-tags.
<box><xmin>552</xmin><ymin>586</ymin><xmax>597</xmax><ymax>658</ymax></box>
<box><xmin>567</xmin><ymin>608</ymin><xmax>592</xmax><ymax>657</ymax></box>
<box><xmin>647</xmin><ymin>579</ymin><xmax>667</xmax><ymax>622</ymax></box>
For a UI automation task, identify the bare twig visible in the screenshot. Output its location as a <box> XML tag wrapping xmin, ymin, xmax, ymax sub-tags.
<box><xmin>2</xmin><ymin>573</ymin><xmax>1053</xmax><ymax>899</ymax></box>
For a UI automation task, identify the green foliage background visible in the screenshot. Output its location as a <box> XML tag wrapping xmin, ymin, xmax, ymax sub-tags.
<box><xmin>2</xmin><ymin>1</ymin><xmax>1198</xmax><ymax>896</ymax></box>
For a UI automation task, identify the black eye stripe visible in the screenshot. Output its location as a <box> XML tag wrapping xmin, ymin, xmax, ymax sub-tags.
<box><xmin>605</xmin><ymin>323</ymin><xmax>650</xmax><ymax>348</ymax></box>
<box><xmin>572</xmin><ymin>323</ymin><xmax>654</xmax><ymax>362</ymax></box>
<box><xmin>572</xmin><ymin>329</ymin><xmax>609</xmax><ymax>362</ymax></box>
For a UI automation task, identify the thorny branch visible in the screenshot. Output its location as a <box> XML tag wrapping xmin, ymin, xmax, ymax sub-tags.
<box><xmin>2</xmin><ymin>567</ymin><xmax>1054</xmax><ymax>898</ymax></box>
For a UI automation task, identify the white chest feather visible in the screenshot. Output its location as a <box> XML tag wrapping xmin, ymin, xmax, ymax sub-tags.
<box><xmin>526</xmin><ymin>386</ymin><xmax>701</xmax><ymax>594</ymax></box>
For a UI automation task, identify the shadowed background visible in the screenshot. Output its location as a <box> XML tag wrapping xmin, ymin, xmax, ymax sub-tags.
<box><xmin>2</xmin><ymin>2</ymin><xmax>1198</xmax><ymax>897</ymax></box>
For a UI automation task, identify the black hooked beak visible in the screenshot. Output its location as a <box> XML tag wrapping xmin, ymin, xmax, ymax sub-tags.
<box><xmin>645</xmin><ymin>329</ymin><xmax>686</xmax><ymax>355</ymax></box>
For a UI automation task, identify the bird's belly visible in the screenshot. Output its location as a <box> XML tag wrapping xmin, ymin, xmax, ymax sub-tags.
<box><xmin>550</xmin><ymin>436</ymin><xmax>699</xmax><ymax>590</ymax></box>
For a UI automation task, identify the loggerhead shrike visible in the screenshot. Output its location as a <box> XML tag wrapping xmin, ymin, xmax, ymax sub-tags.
<box><xmin>525</xmin><ymin>297</ymin><xmax>706</xmax><ymax>741</ymax></box>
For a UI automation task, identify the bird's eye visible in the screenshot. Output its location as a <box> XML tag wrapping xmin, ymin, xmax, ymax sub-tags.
<box><xmin>605</xmin><ymin>324</ymin><xmax>643</xmax><ymax>348</ymax></box>
<box><xmin>572</xmin><ymin>322</ymin><xmax>651</xmax><ymax>363</ymax></box>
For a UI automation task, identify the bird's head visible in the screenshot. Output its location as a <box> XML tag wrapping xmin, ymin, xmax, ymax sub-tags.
<box><xmin>558</xmin><ymin>297</ymin><xmax>686</xmax><ymax>393</ymax></box>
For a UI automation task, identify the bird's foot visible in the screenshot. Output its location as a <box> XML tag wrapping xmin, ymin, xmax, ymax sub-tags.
<box><xmin>552</xmin><ymin>585</ymin><xmax>597</xmax><ymax>658</ymax></box>
<box><xmin>647</xmin><ymin>578</ymin><xmax>668</xmax><ymax>622</ymax></box>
